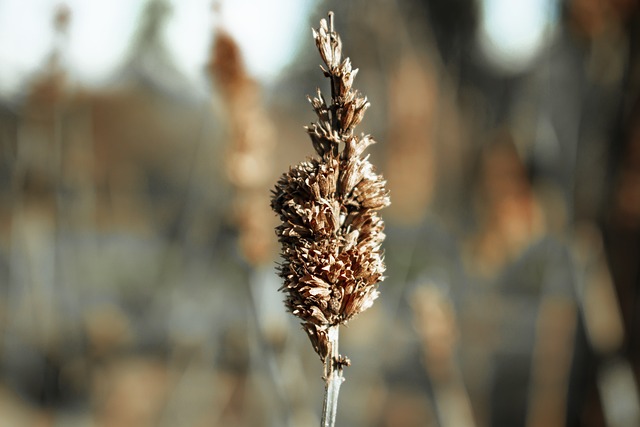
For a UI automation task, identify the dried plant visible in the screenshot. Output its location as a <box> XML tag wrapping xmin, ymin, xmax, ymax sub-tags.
<box><xmin>271</xmin><ymin>12</ymin><xmax>390</xmax><ymax>426</ymax></box>
<box><xmin>209</xmin><ymin>29</ymin><xmax>277</xmax><ymax>265</ymax></box>
<box><xmin>385</xmin><ymin>54</ymin><xmax>437</xmax><ymax>225</ymax></box>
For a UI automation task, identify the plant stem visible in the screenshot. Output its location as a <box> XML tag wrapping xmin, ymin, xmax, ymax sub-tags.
<box><xmin>321</xmin><ymin>325</ymin><xmax>344</xmax><ymax>427</ymax></box>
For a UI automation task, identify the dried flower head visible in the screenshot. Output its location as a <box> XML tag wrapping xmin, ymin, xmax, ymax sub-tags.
<box><xmin>271</xmin><ymin>13</ymin><xmax>390</xmax><ymax>361</ymax></box>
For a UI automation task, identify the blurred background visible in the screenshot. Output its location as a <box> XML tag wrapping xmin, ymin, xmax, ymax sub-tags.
<box><xmin>0</xmin><ymin>0</ymin><xmax>639</xmax><ymax>426</ymax></box>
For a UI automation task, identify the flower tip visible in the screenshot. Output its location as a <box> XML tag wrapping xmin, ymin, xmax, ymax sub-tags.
<box><xmin>319</xmin><ymin>18</ymin><xmax>328</xmax><ymax>32</ymax></box>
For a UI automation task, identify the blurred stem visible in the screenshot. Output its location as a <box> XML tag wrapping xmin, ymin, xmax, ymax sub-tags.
<box><xmin>321</xmin><ymin>325</ymin><xmax>343</xmax><ymax>427</ymax></box>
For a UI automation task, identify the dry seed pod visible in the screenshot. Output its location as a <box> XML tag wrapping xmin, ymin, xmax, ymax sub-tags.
<box><xmin>271</xmin><ymin>12</ymin><xmax>390</xmax><ymax>361</ymax></box>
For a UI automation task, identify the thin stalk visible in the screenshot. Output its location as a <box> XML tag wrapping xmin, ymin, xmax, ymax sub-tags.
<box><xmin>321</xmin><ymin>325</ymin><xmax>344</xmax><ymax>427</ymax></box>
<box><xmin>272</xmin><ymin>11</ymin><xmax>388</xmax><ymax>427</ymax></box>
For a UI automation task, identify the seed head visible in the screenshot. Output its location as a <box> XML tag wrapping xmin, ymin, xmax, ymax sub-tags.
<box><xmin>271</xmin><ymin>12</ymin><xmax>390</xmax><ymax>361</ymax></box>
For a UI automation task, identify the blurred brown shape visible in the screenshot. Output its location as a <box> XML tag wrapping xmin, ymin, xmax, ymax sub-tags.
<box><xmin>573</xmin><ymin>223</ymin><xmax>624</xmax><ymax>355</ymax></box>
<box><xmin>380</xmin><ymin>388</ymin><xmax>437</xmax><ymax>427</ymax></box>
<box><xmin>385</xmin><ymin>54</ymin><xmax>437</xmax><ymax>225</ymax></box>
<box><xmin>613</xmin><ymin>124</ymin><xmax>640</xmax><ymax>230</ymax></box>
<box><xmin>411</xmin><ymin>284</ymin><xmax>476</xmax><ymax>427</ymax></box>
<box><xmin>569</xmin><ymin>0</ymin><xmax>638</xmax><ymax>39</ymax></box>
<box><xmin>53</xmin><ymin>3</ymin><xmax>71</xmax><ymax>34</ymax></box>
<box><xmin>93</xmin><ymin>357</ymin><xmax>168</xmax><ymax>427</ymax></box>
<box><xmin>411</xmin><ymin>285</ymin><xmax>458</xmax><ymax>379</ymax></box>
<box><xmin>467</xmin><ymin>133</ymin><xmax>545</xmax><ymax>277</ymax></box>
<box><xmin>84</xmin><ymin>304</ymin><xmax>133</xmax><ymax>359</ymax></box>
<box><xmin>209</xmin><ymin>30</ymin><xmax>277</xmax><ymax>265</ymax></box>
<box><xmin>527</xmin><ymin>297</ymin><xmax>577</xmax><ymax>427</ymax></box>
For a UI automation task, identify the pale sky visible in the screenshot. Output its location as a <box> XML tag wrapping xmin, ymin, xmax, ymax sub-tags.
<box><xmin>479</xmin><ymin>0</ymin><xmax>558</xmax><ymax>73</ymax></box>
<box><xmin>0</xmin><ymin>0</ymin><xmax>556</xmax><ymax>96</ymax></box>
<box><xmin>0</xmin><ymin>0</ymin><xmax>316</xmax><ymax>95</ymax></box>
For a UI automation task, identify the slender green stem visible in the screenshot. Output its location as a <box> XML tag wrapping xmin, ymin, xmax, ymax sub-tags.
<box><xmin>321</xmin><ymin>325</ymin><xmax>344</xmax><ymax>427</ymax></box>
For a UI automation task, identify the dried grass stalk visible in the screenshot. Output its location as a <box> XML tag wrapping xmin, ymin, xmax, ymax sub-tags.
<box><xmin>209</xmin><ymin>29</ymin><xmax>277</xmax><ymax>265</ymax></box>
<box><xmin>271</xmin><ymin>12</ymin><xmax>390</xmax><ymax>426</ymax></box>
